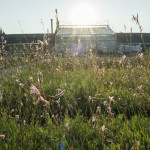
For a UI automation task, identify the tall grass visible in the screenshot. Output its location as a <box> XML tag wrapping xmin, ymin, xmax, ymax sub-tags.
<box><xmin>0</xmin><ymin>48</ymin><xmax>150</xmax><ymax>149</ymax></box>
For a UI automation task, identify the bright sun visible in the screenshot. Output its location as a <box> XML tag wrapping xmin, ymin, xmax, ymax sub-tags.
<box><xmin>69</xmin><ymin>3</ymin><xmax>98</xmax><ymax>25</ymax></box>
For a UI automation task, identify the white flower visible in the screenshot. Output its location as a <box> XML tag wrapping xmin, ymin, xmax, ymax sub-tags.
<box><xmin>122</xmin><ymin>55</ymin><xmax>126</xmax><ymax>60</ymax></box>
<box><xmin>92</xmin><ymin>116</ymin><xmax>96</xmax><ymax>122</ymax></box>
<box><xmin>19</xmin><ymin>83</ymin><xmax>24</xmax><ymax>88</ymax></box>
<box><xmin>29</xmin><ymin>77</ymin><xmax>33</xmax><ymax>82</ymax></box>
<box><xmin>138</xmin><ymin>53</ymin><xmax>143</xmax><ymax>57</ymax></box>
<box><xmin>110</xmin><ymin>82</ymin><xmax>113</xmax><ymax>85</ymax></box>
<box><xmin>101</xmin><ymin>125</ymin><xmax>106</xmax><ymax>131</ymax></box>
<box><xmin>96</xmin><ymin>106</ymin><xmax>101</xmax><ymax>113</ymax></box>
<box><xmin>65</xmin><ymin>123</ymin><xmax>69</xmax><ymax>128</ymax></box>
<box><xmin>16</xmin><ymin>79</ymin><xmax>19</xmax><ymax>83</ymax></box>
<box><xmin>138</xmin><ymin>85</ymin><xmax>142</xmax><ymax>90</ymax></box>
<box><xmin>16</xmin><ymin>115</ymin><xmax>19</xmax><ymax>121</ymax></box>
<box><xmin>56</xmin><ymin>98</ymin><xmax>60</xmax><ymax>104</ymax></box>
<box><xmin>103</xmin><ymin>101</ymin><xmax>107</xmax><ymax>106</ymax></box>
<box><xmin>109</xmin><ymin>96</ymin><xmax>114</xmax><ymax>103</ymax></box>
<box><xmin>23</xmin><ymin>120</ymin><xmax>26</xmax><ymax>125</ymax></box>
<box><xmin>89</xmin><ymin>96</ymin><xmax>92</xmax><ymax>101</ymax></box>
<box><xmin>37</xmin><ymin>40</ymin><xmax>44</xmax><ymax>46</ymax></box>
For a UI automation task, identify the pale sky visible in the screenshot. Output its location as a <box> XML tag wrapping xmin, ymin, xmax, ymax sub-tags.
<box><xmin>0</xmin><ymin>0</ymin><xmax>150</xmax><ymax>34</ymax></box>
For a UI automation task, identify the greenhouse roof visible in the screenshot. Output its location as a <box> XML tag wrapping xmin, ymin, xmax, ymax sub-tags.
<box><xmin>57</xmin><ymin>25</ymin><xmax>115</xmax><ymax>35</ymax></box>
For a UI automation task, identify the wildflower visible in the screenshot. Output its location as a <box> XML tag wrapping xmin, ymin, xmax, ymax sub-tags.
<box><xmin>89</xmin><ymin>96</ymin><xmax>91</xmax><ymax>103</ymax></box>
<box><xmin>96</xmin><ymin>106</ymin><xmax>101</xmax><ymax>114</ymax></box>
<box><xmin>19</xmin><ymin>83</ymin><xmax>24</xmax><ymax>90</ymax></box>
<box><xmin>23</xmin><ymin>120</ymin><xmax>26</xmax><ymax>125</ymax></box>
<box><xmin>20</xmin><ymin>102</ymin><xmax>23</xmax><ymax>107</ymax></box>
<box><xmin>68</xmin><ymin>104</ymin><xmax>73</xmax><ymax>109</ymax></box>
<box><xmin>109</xmin><ymin>96</ymin><xmax>114</xmax><ymax>104</ymax></box>
<box><xmin>103</xmin><ymin>101</ymin><xmax>107</xmax><ymax>106</ymax></box>
<box><xmin>44</xmin><ymin>39</ymin><xmax>48</xmax><ymax>46</ymax></box>
<box><xmin>0</xmin><ymin>135</ymin><xmax>5</xmax><ymax>139</ymax></box>
<box><xmin>55</xmin><ymin>90</ymin><xmax>65</xmax><ymax>98</ymax></box>
<box><xmin>30</xmin><ymin>85</ymin><xmax>40</xmax><ymax>96</ymax></box>
<box><xmin>101</xmin><ymin>125</ymin><xmax>106</xmax><ymax>132</ymax></box>
<box><xmin>110</xmin><ymin>82</ymin><xmax>113</xmax><ymax>85</ymax></box>
<box><xmin>101</xmin><ymin>125</ymin><xmax>107</xmax><ymax>138</ymax></box>
<box><xmin>136</xmin><ymin>141</ymin><xmax>140</xmax><ymax>150</ymax></box>
<box><xmin>12</xmin><ymin>75</ymin><xmax>17</xmax><ymax>79</ymax></box>
<box><xmin>16</xmin><ymin>115</ymin><xmax>19</xmax><ymax>121</ymax></box>
<box><xmin>122</xmin><ymin>55</ymin><xmax>126</xmax><ymax>60</ymax></box>
<box><xmin>65</xmin><ymin>123</ymin><xmax>69</xmax><ymax>131</ymax></box>
<box><xmin>136</xmin><ymin>141</ymin><xmax>140</xmax><ymax>146</ymax></box>
<box><xmin>138</xmin><ymin>53</ymin><xmax>143</xmax><ymax>58</ymax></box>
<box><xmin>16</xmin><ymin>79</ymin><xmax>19</xmax><ymax>83</ymax></box>
<box><xmin>56</xmin><ymin>98</ymin><xmax>60</xmax><ymax>104</ymax></box>
<box><xmin>108</xmin><ymin>107</ymin><xmax>111</xmax><ymax>113</ymax></box>
<box><xmin>40</xmin><ymin>115</ymin><xmax>44</xmax><ymax>118</ymax></box>
<box><xmin>29</xmin><ymin>77</ymin><xmax>33</xmax><ymax>82</ymax></box>
<box><xmin>92</xmin><ymin>116</ymin><xmax>96</xmax><ymax>123</ymax></box>
<box><xmin>30</xmin><ymin>85</ymin><xmax>49</xmax><ymax>106</ymax></box>
<box><xmin>40</xmin><ymin>95</ymin><xmax>50</xmax><ymax>106</ymax></box>
<box><xmin>138</xmin><ymin>85</ymin><xmax>142</xmax><ymax>90</ymax></box>
<box><xmin>19</xmin><ymin>83</ymin><xmax>24</xmax><ymax>88</ymax></box>
<box><xmin>37</xmin><ymin>40</ymin><xmax>44</xmax><ymax>46</ymax></box>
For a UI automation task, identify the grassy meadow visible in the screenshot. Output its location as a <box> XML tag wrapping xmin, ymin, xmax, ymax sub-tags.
<box><xmin>0</xmin><ymin>44</ymin><xmax>150</xmax><ymax>150</ymax></box>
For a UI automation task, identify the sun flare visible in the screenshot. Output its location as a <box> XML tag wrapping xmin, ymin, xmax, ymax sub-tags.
<box><xmin>69</xmin><ymin>3</ymin><xmax>98</xmax><ymax>25</ymax></box>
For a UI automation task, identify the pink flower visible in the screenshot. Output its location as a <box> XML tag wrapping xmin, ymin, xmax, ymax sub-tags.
<box><xmin>30</xmin><ymin>85</ymin><xmax>40</xmax><ymax>96</ymax></box>
<box><xmin>39</xmin><ymin>95</ymin><xmax>49</xmax><ymax>105</ymax></box>
<box><xmin>30</xmin><ymin>85</ymin><xmax>49</xmax><ymax>106</ymax></box>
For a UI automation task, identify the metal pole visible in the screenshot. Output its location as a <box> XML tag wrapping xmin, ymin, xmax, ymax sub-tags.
<box><xmin>130</xmin><ymin>28</ymin><xmax>132</xmax><ymax>56</ymax></box>
<box><xmin>51</xmin><ymin>19</ymin><xmax>53</xmax><ymax>34</ymax></box>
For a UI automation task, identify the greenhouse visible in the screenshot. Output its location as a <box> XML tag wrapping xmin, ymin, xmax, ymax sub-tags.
<box><xmin>55</xmin><ymin>25</ymin><xmax>117</xmax><ymax>56</ymax></box>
